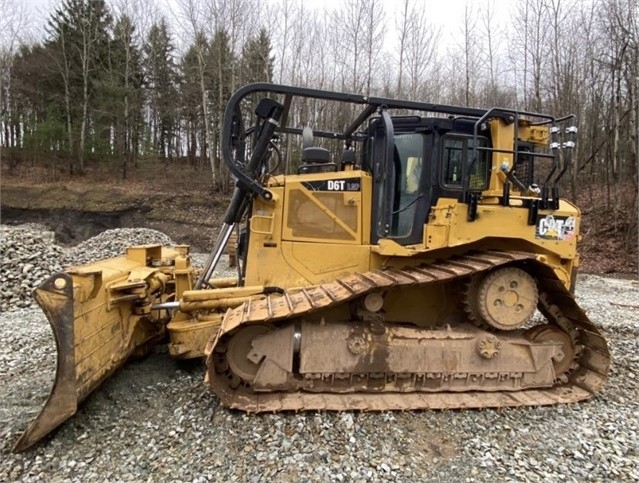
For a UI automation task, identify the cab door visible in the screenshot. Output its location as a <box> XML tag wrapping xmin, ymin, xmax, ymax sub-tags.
<box><xmin>371</xmin><ymin>123</ymin><xmax>434</xmax><ymax>246</ymax></box>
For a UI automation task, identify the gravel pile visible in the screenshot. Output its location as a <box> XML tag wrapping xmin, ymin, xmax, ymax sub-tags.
<box><xmin>1</xmin><ymin>226</ymin><xmax>68</xmax><ymax>312</ymax></box>
<box><xmin>1</xmin><ymin>224</ymin><xmax>638</xmax><ymax>482</ymax></box>
<box><xmin>0</xmin><ymin>226</ymin><xmax>176</xmax><ymax>312</ymax></box>
<box><xmin>67</xmin><ymin>228</ymin><xmax>176</xmax><ymax>266</ymax></box>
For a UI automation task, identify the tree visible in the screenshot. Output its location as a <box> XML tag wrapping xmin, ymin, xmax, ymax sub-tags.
<box><xmin>174</xmin><ymin>0</ymin><xmax>217</xmax><ymax>179</ymax></box>
<box><xmin>180</xmin><ymin>44</ymin><xmax>199</xmax><ymax>166</ymax></box>
<box><xmin>272</xmin><ymin>0</ymin><xmax>295</xmax><ymax>84</ymax></box>
<box><xmin>459</xmin><ymin>1</ymin><xmax>480</xmax><ymax>106</ymax></box>
<box><xmin>394</xmin><ymin>0</ymin><xmax>439</xmax><ymax>101</ymax></box>
<box><xmin>107</xmin><ymin>14</ymin><xmax>144</xmax><ymax>176</ymax></box>
<box><xmin>360</xmin><ymin>0</ymin><xmax>385</xmax><ymax>96</ymax></box>
<box><xmin>211</xmin><ymin>0</ymin><xmax>260</xmax><ymax>94</ymax></box>
<box><xmin>479</xmin><ymin>0</ymin><xmax>508</xmax><ymax>106</ymax></box>
<box><xmin>330</xmin><ymin>0</ymin><xmax>366</xmax><ymax>92</ymax></box>
<box><xmin>511</xmin><ymin>0</ymin><xmax>549</xmax><ymax>112</ymax></box>
<box><xmin>8</xmin><ymin>44</ymin><xmax>64</xmax><ymax>172</ymax></box>
<box><xmin>596</xmin><ymin>0</ymin><xmax>639</xmax><ymax>248</ymax></box>
<box><xmin>144</xmin><ymin>18</ymin><xmax>179</xmax><ymax>161</ymax></box>
<box><xmin>240</xmin><ymin>28</ymin><xmax>274</xmax><ymax>84</ymax></box>
<box><xmin>44</xmin><ymin>0</ymin><xmax>112</xmax><ymax>174</ymax></box>
<box><xmin>208</xmin><ymin>28</ymin><xmax>234</xmax><ymax>187</ymax></box>
<box><xmin>0</xmin><ymin>0</ymin><xmax>28</xmax><ymax>154</ymax></box>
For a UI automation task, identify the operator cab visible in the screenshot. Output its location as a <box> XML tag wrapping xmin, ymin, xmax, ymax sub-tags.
<box><xmin>365</xmin><ymin>116</ymin><xmax>491</xmax><ymax>245</ymax></box>
<box><xmin>213</xmin><ymin>83</ymin><xmax>575</xmax><ymax>284</ymax></box>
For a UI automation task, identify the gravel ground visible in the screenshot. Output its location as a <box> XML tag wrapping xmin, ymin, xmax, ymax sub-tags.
<box><xmin>1</xmin><ymin>225</ymin><xmax>638</xmax><ymax>482</ymax></box>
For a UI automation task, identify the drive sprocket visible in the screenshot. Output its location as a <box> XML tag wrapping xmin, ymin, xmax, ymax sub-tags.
<box><xmin>464</xmin><ymin>266</ymin><xmax>538</xmax><ymax>330</ymax></box>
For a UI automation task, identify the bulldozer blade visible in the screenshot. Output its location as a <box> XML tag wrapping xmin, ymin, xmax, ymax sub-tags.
<box><xmin>13</xmin><ymin>261</ymin><xmax>166</xmax><ymax>452</ymax></box>
<box><xmin>12</xmin><ymin>273</ymin><xmax>77</xmax><ymax>452</ymax></box>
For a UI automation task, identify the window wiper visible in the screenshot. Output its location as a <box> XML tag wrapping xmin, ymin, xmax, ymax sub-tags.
<box><xmin>391</xmin><ymin>194</ymin><xmax>423</xmax><ymax>215</ymax></box>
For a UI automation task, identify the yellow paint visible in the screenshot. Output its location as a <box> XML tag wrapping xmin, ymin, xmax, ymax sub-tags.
<box><xmin>283</xmin><ymin>241</ymin><xmax>371</xmax><ymax>283</ymax></box>
<box><xmin>244</xmin><ymin>171</ymin><xmax>373</xmax><ymax>287</ymax></box>
<box><xmin>58</xmin><ymin>118</ymin><xmax>577</xmax><ymax>371</ymax></box>
<box><xmin>168</xmin><ymin>314</ymin><xmax>223</xmax><ymax>359</ymax></box>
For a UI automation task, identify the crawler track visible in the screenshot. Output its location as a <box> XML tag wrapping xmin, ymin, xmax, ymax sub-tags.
<box><xmin>205</xmin><ymin>250</ymin><xmax>610</xmax><ymax>411</ymax></box>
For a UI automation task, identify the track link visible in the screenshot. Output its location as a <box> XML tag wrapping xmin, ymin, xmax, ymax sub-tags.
<box><xmin>205</xmin><ymin>250</ymin><xmax>610</xmax><ymax>411</ymax></box>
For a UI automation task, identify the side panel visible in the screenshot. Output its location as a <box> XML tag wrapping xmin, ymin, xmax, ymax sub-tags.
<box><xmin>420</xmin><ymin>198</ymin><xmax>580</xmax><ymax>287</ymax></box>
<box><xmin>281</xmin><ymin>242</ymin><xmax>370</xmax><ymax>285</ymax></box>
<box><xmin>282</xmin><ymin>172</ymin><xmax>371</xmax><ymax>245</ymax></box>
<box><xmin>244</xmin><ymin>172</ymin><xmax>373</xmax><ymax>287</ymax></box>
<box><xmin>450</xmin><ymin>200</ymin><xmax>579</xmax><ymax>258</ymax></box>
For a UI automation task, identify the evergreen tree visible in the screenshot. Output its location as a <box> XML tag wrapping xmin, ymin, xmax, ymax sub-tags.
<box><xmin>208</xmin><ymin>28</ymin><xmax>234</xmax><ymax>186</ymax></box>
<box><xmin>105</xmin><ymin>14</ymin><xmax>145</xmax><ymax>176</ymax></box>
<box><xmin>240</xmin><ymin>28</ymin><xmax>274</xmax><ymax>85</ymax></box>
<box><xmin>9</xmin><ymin>44</ymin><xmax>64</xmax><ymax>170</ymax></box>
<box><xmin>46</xmin><ymin>0</ymin><xmax>112</xmax><ymax>174</ymax></box>
<box><xmin>180</xmin><ymin>36</ymin><xmax>207</xmax><ymax>167</ymax></box>
<box><xmin>143</xmin><ymin>19</ymin><xmax>179</xmax><ymax>161</ymax></box>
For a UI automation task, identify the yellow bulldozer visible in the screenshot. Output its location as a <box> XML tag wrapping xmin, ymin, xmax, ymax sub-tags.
<box><xmin>14</xmin><ymin>83</ymin><xmax>610</xmax><ymax>452</ymax></box>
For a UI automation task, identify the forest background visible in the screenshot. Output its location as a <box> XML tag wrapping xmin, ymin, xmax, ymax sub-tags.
<box><xmin>0</xmin><ymin>0</ymin><xmax>637</xmax><ymax>274</ymax></box>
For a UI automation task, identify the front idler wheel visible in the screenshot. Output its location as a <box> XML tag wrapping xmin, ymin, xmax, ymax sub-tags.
<box><xmin>226</xmin><ymin>325</ymin><xmax>271</xmax><ymax>384</ymax></box>
<box><xmin>527</xmin><ymin>324</ymin><xmax>576</xmax><ymax>377</ymax></box>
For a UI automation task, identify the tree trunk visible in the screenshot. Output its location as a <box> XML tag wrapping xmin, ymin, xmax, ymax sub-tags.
<box><xmin>79</xmin><ymin>24</ymin><xmax>91</xmax><ymax>175</ymax></box>
<box><xmin>80</xmin><ymin>79</ymin><xmax>88</xmax><ymax>173</ymax></box>
<box><xmin>64</xmin><ymin>78</ymin><xmax>74</xmax><ymax>174</ymax></box>
<box><xmin>198</xmin><ymin>51</ymin><xmax>215</xmax><ymax>185</ymax></box>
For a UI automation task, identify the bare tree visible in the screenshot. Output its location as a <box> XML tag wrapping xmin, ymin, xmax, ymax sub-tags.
<box><xmin>271</xmin><ymin>0</ymin><xmax>295</xmax><ymax>84</ymax></box>
<box><xmin>330</xmin><ymin>0</ymin><xmax>366</xmax><ymax>92</ymax></box>
<box><xmin>479</xmin><ymin>0</ymin><xmax>502</xmax><ymax>105</ymax></box>
<box><xmin>596</xmin><ymin>0</ymin><xmax>639</xmax><ymax>242</ymax></box>
<box><xmin>275</xmin><ymin>1</ymin><xmax>311</xmax><ymax>86</ymax></box>
<box><xmin>395</xmin><ymin>0</ymin><xmax>409</xmax><ymax>97</ymax></box>
<box><xmin>448</xmin><ymin>1</ymin><xmax>483</xmax><ymax>107</ymax></box>
<box><xmin>574</xmin><ymin>1</ymin><xmax>607</xmax><ymax>197</ymax></box>
<box><xmin>210</xmin><ymin>0</ymin><xmax>260</xmax><ymax>89</ymax></box>
<box><xmin>174</xmin><ymin>0</ymin><xmax>216</xmax><ymax>182</ymax></box>
<box><xmin>361</xmin><ymin>0</ymin><xmax>385</xmax><ymax>96</ymax></box>
<box><xmin>395</xmin><ymin>0</ymin><xmax>439</xmax><ymax>101</ymax></box>
<box><xmin>511</xmin><ymin>0</ymin><xmax>548</xmax><ymax>111</ymax></box>
<box><xmin>111</xmin><ymin>0</ymin><xmax>151</xmax><ymax>175</ymax></box>
<box><xmin>0</xmin><ymin>0</ymin><xmax>29</xmax><ymax>153</ymax></box>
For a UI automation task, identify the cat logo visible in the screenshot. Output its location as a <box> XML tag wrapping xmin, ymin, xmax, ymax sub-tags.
<box><xmin>535</xmin><ymin>214</ymin><xmax>576</xmax><ymax>241</ymax></box>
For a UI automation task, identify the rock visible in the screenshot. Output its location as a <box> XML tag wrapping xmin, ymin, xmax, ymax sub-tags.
<box><xmin>0</xmin><ymin>226</ymin><xmax>177</xmax><ymax>312</ymax></box>
<box><xmin>1</xmin><ymin>225</ymin><xmax>638</xmax><ymax>483</ymax></box>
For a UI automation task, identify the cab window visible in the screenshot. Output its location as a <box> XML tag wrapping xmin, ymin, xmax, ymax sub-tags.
<box><xmin>442</xmin><ymin>136</ymin><xmax>489</xmax><ymax>190</ymax></box>
<box><xmin>389</xmin><ymin>133</ymin><xmax>425</xmax><ymax>237</ymax></box>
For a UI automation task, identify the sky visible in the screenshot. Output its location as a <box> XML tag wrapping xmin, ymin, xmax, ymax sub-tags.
<box><xmin>16</xmin><ymin>0</ymin><xmax>518</xmax><ymax>46</ymax></box>
<box><xmin>308</xmin><ymin>0</ymin><xmax>516</xmax><ymax>30</ymax></box>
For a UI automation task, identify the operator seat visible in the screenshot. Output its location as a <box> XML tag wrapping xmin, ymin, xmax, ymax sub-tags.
<box><xmin>297</xmin><ymin>127</ymin><xmax>337</xmax><ymax>174</ymax></box>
